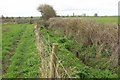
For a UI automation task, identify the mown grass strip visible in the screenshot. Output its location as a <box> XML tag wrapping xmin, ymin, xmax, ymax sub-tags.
<box><xmin>2</xmin><ymin>24</ymin><xmax>26</xmax><ymax>60</ymax></box>
<box><xmin>2</xmin><ymin>24</ymin><xmax>27</xmax><ymax>74</ymax></box>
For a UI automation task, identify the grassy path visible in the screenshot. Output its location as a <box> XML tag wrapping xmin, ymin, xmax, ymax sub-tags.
<box><xmin>3</xmin><ymin>24</ymin><xmax>40</xmax><ymax>78</ymax></box>
<box><xmin>2</xmin><ymin>24</ymin><xmax>26</xmax><ymax>74</ymax></box>
<box><xmin>2</xmin><ymin>32</ymin><xmax>24</xmax><ymax>74</ymax></box>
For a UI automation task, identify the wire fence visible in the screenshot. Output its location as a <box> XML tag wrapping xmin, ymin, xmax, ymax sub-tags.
<box><xmin>35</xmin><ymin>24</ymin><xmax>72</xmax><ymax>78</ymax></box>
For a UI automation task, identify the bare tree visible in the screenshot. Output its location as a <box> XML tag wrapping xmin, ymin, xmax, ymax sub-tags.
<box><xmin>37</xmin><ymin>4</ymin><xmax>56</xmax><ymax>20</ymax></box>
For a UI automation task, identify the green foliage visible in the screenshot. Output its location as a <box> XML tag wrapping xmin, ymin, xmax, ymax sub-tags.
<box><xmin>58</xmin><ymin>38</ymin><xmax>67</xmax><ymax>43</ymax></box>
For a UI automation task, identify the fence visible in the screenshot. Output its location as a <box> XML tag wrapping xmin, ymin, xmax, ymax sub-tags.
<box><xmin>34</xmin><ymin>24</ymin><xmax>72</xmax><ymax>78</ymax></box>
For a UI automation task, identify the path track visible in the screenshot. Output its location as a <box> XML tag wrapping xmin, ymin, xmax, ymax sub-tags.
<box><xmin>2</xmin><ymin>27</ymin><xmax>26</xmax><ymax>75</ymax></box>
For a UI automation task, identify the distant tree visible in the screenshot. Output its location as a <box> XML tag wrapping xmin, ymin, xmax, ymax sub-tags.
<box><xmin>57</xmin><ymin>15</ymin><xmax>60</xmax><ymax>17</ymax></box>
<box><xmin>11</xmin><ymin>17</ymin><xmax>14</xmax><ymax>19</ymax></box>
<box><xmin>37</xmin><ymin>4</ymin><xmax>56</xmax><ymax>20</ymax></box>
<box><xmin>1</xmin><ymin>15</ymin><xmax>4</xmax><ymax>19</ymax></box>
<box><xmin>31</xmin><ymin>16</ymin><xmax>33</xmax><ymax>19</ymax></box>
<box><xmin>6</xmin><ymin>16</ymin><xmax>9</xmax><ymax>19</ymax></box>
<box><xmin>83</xmin><ymin>13</ymin><xmax>86</xmax><ymax>16</ymax></box>
<box><xmin>94</xmin><ymin>13</ymin><xmax>98</xmax><ymax>17</ymax></box>
<box><xmin>18</xmin><ymin>16</ymin><xmax>21</xmax><ymax>19</ymax></box>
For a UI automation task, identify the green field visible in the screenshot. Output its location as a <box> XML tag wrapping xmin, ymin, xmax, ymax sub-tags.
<box><xmin>82</xmin><ymin>16</ymin><xmax>118</xmax><ymax>24</ymax></box>
<box><xmin>2</xmin><ymin>16</ymin><xmax>119</xmax><ymax>78</ymax></box>
<box><xmin>68</xmin><ymin>16</ymin><xmax>118</xmax><ymax>24</ymax></box>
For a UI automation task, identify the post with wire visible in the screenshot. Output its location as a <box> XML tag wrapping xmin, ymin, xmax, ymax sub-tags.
<box><xmin>50</xmin><ymin>43</ymin><xmax>58</xmax><ymax>78</ymax></box>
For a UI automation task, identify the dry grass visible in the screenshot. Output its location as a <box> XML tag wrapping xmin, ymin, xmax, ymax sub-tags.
<box><xmin>47</xmin><ymin>17</ymin><xmax>118</xmax><ymax>66</ymax></box>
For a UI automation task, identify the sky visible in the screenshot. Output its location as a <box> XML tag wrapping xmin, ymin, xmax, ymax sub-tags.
<box><xmin>0</xmin><ymin>0</ymin><xmax>119</xmax><ymax>17</ymax></box>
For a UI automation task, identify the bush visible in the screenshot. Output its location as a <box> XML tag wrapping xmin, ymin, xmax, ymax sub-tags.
<box><xmin>37</xmin><ymin>4</ymin><xmax>56</xmax><ymax>20</ymax></box>
<box><xmin>46</xmin><ymin>18</ymin><xmax>118</xmax><ymax>72</ymax></box>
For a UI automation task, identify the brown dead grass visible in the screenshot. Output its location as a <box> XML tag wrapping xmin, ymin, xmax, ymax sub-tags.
<box><xmin>2</xmin><ymin>27</ymin><xmax>10</xmax><ymax>32</ymax></box>
<box><xmin>47</xmin><ymin>17</ymin><xmax>118</xmax><ymax>66</ymax></box>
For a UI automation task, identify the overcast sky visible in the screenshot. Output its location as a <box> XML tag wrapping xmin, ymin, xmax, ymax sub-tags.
<box><xmin>0</xmin><ymin>0</ymin><xmax>119</xmax><ymax>17</ymax></box>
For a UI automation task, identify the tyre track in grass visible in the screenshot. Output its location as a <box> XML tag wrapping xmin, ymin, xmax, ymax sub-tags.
<box><xmin>3</xmin><ymin>24</ymin><xmax>40</xmax><ymax>78</ymax></box>
<box><xmin>2</xmin><ymin>25</ymin><xmax>27</xmax><ymax>75</ymax></box>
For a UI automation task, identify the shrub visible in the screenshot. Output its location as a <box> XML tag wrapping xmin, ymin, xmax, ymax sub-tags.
<box><xmin>37</xmin><ymin>4</ymin><xmax>56</xmax><ymax>20</ymax></box>
<box><xmin>47</xmin><ymin>17</ymin><xmax>118</xmax><ymax>69</ymax></box>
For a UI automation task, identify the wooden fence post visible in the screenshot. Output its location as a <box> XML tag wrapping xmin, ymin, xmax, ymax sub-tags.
<box><xmin>50</xmin><ymin>43</ymin><xmax>58</xmax><ymax>78</ymax></box>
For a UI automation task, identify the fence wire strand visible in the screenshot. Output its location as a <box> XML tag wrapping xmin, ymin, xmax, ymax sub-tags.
<box><xmin>36</xmin><ymin>25</ymin><xmax>72</xmax><ymax>78</ymax></box>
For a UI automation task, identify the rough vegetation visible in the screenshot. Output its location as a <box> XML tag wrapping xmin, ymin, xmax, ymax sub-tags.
<box><xmin>37</xmin><ymin>24</ymin><xmax>118</xmax><ymax>78</ymax></box>
<box><xmin>45</xmin><ymin>17</ymin><xmax>118</xmax><ymax>73</ymax></box>
<box><xmin>2</xmin><ymin>16</ymin><xmax>119</xmax><ymax>78</ymax></box>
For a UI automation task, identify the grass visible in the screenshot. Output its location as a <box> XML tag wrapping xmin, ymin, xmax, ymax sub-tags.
<box><xmin>63</xmin><ymin>16</ymin><xmax>118</xmax><ymax>24</ymax></box>
<box><xmin>47</xmin><ymin>17</ymin><xmax>118</xmax><ymax>73</ymax></box>
<box><xmin>2</xmin><ymin>24</ymin><xmax>40</xmax><ymax>78</ymax></box>
<box><xmin>2</xmin><ymin>16</ymin><xmax>118</xmax><ymax>78</ymax></box>
<box><xmin>2</xmin><ymin>24</ymin><xmax>27</xmax><ymax>75</ymax></box>
<box><xmin>39</xmin><ymin>25</ymin><xmax>118</xmax><ymax>78</ymax></box>
<box><xmin>80</xmin><ymin>16</ymin><xmax>118</xmax><ymax>24</ymax></box>
<box><xmin>2</xmin><ymin>24</ymin><xmax>26</xmax><ymax>60</ymax></box>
